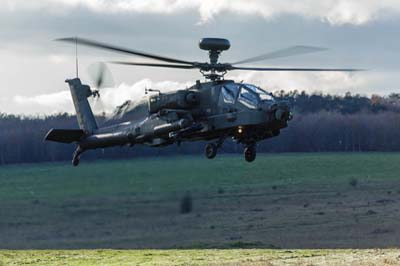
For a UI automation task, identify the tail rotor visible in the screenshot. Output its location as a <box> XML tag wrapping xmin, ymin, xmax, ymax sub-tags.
<box><xmin>87</xmin><ymin>62</ymin><xmax>114</xmax><ymax>115</ymax></box>
<box><xmin>88</xmin><ymin>62</ymin><xmax>114</xmax><ymax>96</ymax></box>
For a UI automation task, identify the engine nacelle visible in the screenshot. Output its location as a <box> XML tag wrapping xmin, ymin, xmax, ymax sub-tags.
<box><xmin>148</xmin><ymin>90</ymin><xmax>199</xmax><ymax>114</ymax></box>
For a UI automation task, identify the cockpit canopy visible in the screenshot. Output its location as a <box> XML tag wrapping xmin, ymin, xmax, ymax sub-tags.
<box><xmin>221</xmin><ymin>83</ymin><xmax>274</xmax><ymax>109</ymax></box>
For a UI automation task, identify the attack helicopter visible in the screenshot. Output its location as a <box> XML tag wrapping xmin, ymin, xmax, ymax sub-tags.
<box><xmin>45</xmin><ymin>37</ymin><xmax>361</xmax><ymax>166</ymax></box>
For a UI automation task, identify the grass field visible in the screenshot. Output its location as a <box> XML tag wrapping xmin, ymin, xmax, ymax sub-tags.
<box><xmin>0</xmin><ymin>153</ymin><xmax>400</xmax><ymax>265</ymax></box>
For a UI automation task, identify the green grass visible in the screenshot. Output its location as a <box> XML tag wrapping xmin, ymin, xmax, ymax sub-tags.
<box><xmin>1</xmin><ymin>153</ymin><xmax>400</xmax><ymax>265</ymax></box>
<box><xmin>0</xmin><ymin>153</ymin><xmax>399</xmax><ymax>202</ymax></box>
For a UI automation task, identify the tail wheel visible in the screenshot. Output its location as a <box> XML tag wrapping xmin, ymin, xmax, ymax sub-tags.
<box><xmin>244</xmin><ymin>145</ymin><xmax>256</xmax><ymax>162</ymax></box>
<box><xmin>72</xmin><ymin>157</ymin><xmax>80</xmax><ymax>167</ymax></box>
<box><xmin>205</xmin><ymin>143</ymin><xmax>217</xmax><ymax>159</ymax></box>
<box><xmin>72</xmin><ymin>146</ymin><xmax>83</xmax><ymax>167</ymax></box>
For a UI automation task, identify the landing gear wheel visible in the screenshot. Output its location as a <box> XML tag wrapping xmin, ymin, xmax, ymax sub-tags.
<box><xmin>205</xmin><ymin>143</ymin><xmax>217</xmax><ymax>159</ymax></box>
<box><xmin>72</xmin><ymin>157</ymin><xmax>80</xmax><ymax>167</ymax></box>
<box><xmin>244</xmin><ymin>145</ymin><xmax>256</xmax><ymax>162</ymax></box>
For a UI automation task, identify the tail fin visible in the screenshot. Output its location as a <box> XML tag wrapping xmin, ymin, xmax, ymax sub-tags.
<box><xmin>66</xmin><ymin>78</ymin><xmax>98</xmax><ymax>134</ymax></box>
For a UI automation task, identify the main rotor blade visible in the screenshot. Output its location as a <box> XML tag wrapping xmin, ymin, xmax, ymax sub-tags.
<box><xmin>232</xmin><ymin>46</ymin><xmax>328</xmax><ymax>65</ymax></box>
<box><xmin>56</xmin><ymin>37</ymin><xmax>195</xmax><ymax>65</ymax></box>
<box><xmin>111</xmin><ymin>61</ymin><xmax>197</xmax><ymax>69</ymax></box>
<box><xmin>230</xmin><ymin>66</ymin><xmax>364</xmax><ymax>72</ymax></box>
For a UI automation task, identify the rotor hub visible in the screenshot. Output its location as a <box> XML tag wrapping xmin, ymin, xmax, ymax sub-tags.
<box><xmin>198</xmin><ymin>38</ymin><xmax>231</xmax><ymax>80</ymax></box>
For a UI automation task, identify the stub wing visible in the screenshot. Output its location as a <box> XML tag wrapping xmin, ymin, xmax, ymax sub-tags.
<box><xmin>44</xmin><ymin>129</ymin><xmax>85</xmax><ymax>143</ymax></box>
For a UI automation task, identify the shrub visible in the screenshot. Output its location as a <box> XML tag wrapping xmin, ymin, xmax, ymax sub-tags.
<box><xmin>349</xmin><ymin>178</ymin><xmax>358</xmax><ymax>187</ymax></box>
<box><xmin>180</xmin><ymin>192</ymin><xmax>193</xmax><ymax>214</ymax></box>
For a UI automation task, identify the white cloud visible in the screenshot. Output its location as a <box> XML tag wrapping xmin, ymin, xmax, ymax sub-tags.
<box><xmin>48</xmin><ymin>55</ymin><xmax>68</xmax><ymax>64</ymax></box>
<box><xmin>11</xmin><ymin>78</ymin><xmax>190</xmax><ymax>115</ymax></box>
<box><xmin>2</xmin><ymin>0</ymin><xmax>400</xmax><ymax>25</ymax></box>
<box><xmin>10</xmin><ymin>72</ymin><xmax>373</xmax><ymax>116</ymax></box>
<box><xmin>13</xmin><ymin>90</ymin><xmax>73</xmax><ymax>113</ymax></box>
<box><xmin>228</xmin><ymin>70</ymin><xmax>373</xmax><ymax>95</ymax></box>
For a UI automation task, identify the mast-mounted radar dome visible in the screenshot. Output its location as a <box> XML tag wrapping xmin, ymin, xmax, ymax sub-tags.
<box><xmin>199</xmin><ymin>38</ymin><xmax>230</xmax><ymax>51</ymax></box>
<box><xmin>199</xmin><ymin>38</ymin><xmax>231</xmax><ymax>69</ymax></box>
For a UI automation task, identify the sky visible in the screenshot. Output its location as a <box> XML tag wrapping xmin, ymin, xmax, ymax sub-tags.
<box><xmin>1</xmin><ymin>0</ymin><xmax>400</xmax><ymax>115</ymax></box>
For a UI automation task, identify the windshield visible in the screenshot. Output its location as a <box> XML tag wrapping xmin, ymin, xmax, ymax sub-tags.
<box><xmin>238</xmin><ymin>86</ymin><xmax>259</xmax><ymax>109</ymax></box>
<box><xmin>221</xmin><ymin>83</ymin><xmax>274</xmax><ymax>108</ymax></box>
<box><xmin>221</xmin><ymin>84</ymin><xmax>240</xmax><ymax>104</ymax></box>
<box><xmin>244</xmin><ymin>84</ymin><xmax>274</xmax><ymax>101</ymax></box>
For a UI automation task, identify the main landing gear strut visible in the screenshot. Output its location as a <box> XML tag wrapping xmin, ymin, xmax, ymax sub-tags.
<box><xmin>72</xmin><ymin>146</ymin><xmax>84</xmax><ymax>167</ymax></box>
<box><xmin>204</xmin><ymin>137</ymin><xmax>257</xmax><ymax>162</ymax></box>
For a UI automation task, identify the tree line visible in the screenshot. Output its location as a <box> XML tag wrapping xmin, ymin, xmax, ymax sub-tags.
<box><xmin>1</xmin><ymin>91</ymin><xmax>400</xmax><ymax>165</ymax></box>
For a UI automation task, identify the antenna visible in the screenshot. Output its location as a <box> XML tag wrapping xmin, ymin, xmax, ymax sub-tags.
<box><xmin>75</xmin><ymin>37</ymin><xmax>79</xmax><ymax>78</ymax></box>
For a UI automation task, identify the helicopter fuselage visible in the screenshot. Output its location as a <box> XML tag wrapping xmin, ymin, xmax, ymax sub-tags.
<box><xmin>45</xmin><ymin>78</ymin><xmax>291</xmax><ymax>165</ymax></box>
<box><xmin>71</xmin><ymin>79</ymin><xmax>291</xmax><ymax>159</ymax></box>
